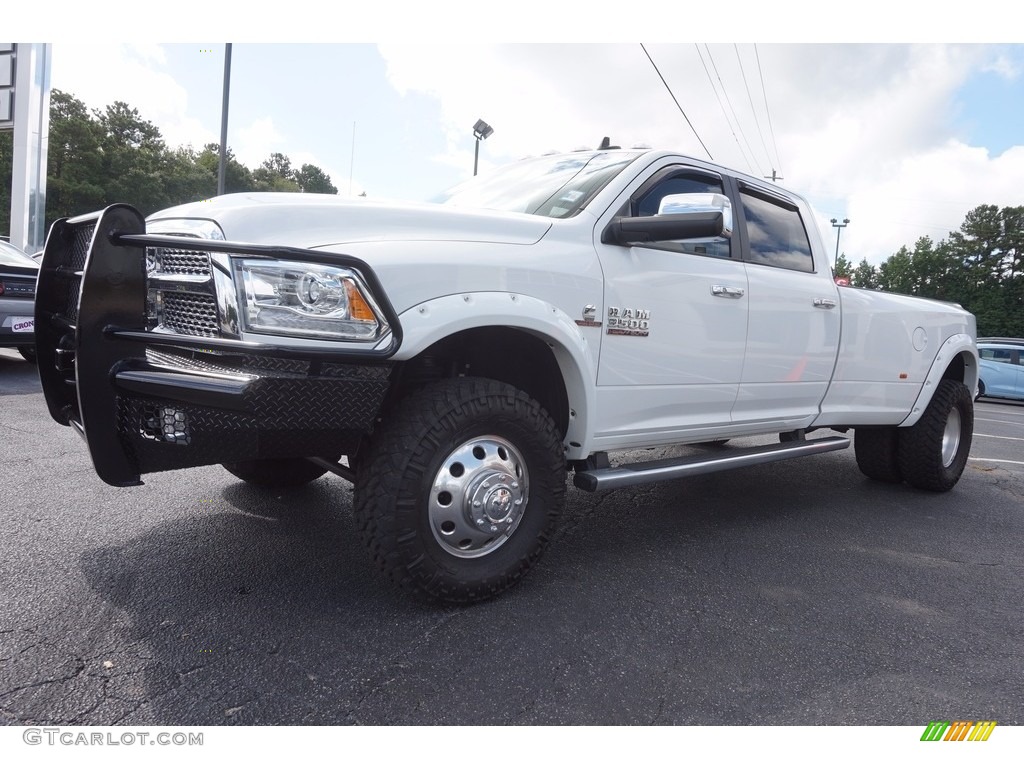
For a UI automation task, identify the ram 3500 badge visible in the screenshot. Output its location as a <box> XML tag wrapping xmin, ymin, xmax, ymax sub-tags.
<box><xmin>35</xmin><ymin>148</ymin><xmax>978</xmax><ymax>602</ymax></box>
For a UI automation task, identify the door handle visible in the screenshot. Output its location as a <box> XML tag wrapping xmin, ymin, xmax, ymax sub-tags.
<box><xmin>813</xmin><ymin>298</ymin><xmax>837</xmax><ymax>309</ymax></box>
<box><xmin>711</xmin><ymin>284</ymin><xmax>745</xmax><ymax>299</ymax></box>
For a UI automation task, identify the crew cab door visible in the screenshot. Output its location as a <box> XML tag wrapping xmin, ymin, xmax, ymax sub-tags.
<box><xmin>591</xmin><ymin>164</ymin><xmax>748</xmax><ymax>449</ymax></box>
<box><xmin>730</xmin><ymin>181</ymin><xmax>841</xmax><ymax>425</ymax></box>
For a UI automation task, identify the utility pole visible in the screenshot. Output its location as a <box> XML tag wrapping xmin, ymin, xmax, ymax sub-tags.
<box><xmin>764</xmin><ymin>169</ymin><xmax>783</xmax><ymax>183</ymax></box>
<box><xmin>830</xmin><ymin>217</ymin><xmax>850</xmax><ymax>273</ymax></box>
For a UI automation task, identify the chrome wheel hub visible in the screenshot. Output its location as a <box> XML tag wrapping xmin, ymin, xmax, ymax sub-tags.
<box><xmin>941</xmin><ymin>407</ymin><xmax>962</xmax><ymax>468</ymax></box>
<box><xmin>428</xmin><ymin>435</ymin><xmax>529</xmax><ymax>558</ymax></box>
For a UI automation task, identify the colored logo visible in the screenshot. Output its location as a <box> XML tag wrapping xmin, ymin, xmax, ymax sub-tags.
<box><xmin>920</xmin><ymin>721</ymin><xmax>996</xmax><ymax>742</ymax></box>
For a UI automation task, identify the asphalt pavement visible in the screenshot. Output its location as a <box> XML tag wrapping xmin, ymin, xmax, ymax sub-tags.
<box><xmin>2</xmin><ymin>346</ymin><xmax>1022</xmax><ymax>726</ymax></box>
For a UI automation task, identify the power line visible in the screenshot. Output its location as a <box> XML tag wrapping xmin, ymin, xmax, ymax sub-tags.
<box><xmin>734</xmin><ymin>44</ymin><xmax>772</xmax><ymax>176</ymax></box>
<box><xmin>695</xmin><ymin>43</ymin><xmax>755</xmax><ymax>174</ymax></box>
<box><xmin>704</xmin><ymin>45</ymin><xmax>760</xmax><ymax>173</ymax></box>
<box><xmin>754</xmin><ymin>44</ymin><xmax>784</xmax><ymax>179</ymax></box>
<box><xmin>640</xmin><ymin>43</ymin><xmax>712</xmax><ymax>160</ymax></box>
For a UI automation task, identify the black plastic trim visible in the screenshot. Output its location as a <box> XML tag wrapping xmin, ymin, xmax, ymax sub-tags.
<box><xmin>75</xmin><ymin>205</ymin><xmax>150</xmax><ymax>486</ymax></box>
<box><xmin>115</xmin><ymin>369</ymin><xmax>253</xmax><ymax>411</ymax></box>
<box><xmin>106</xmin><ymin>327</ymin><xmax>394</xmax><ymax>360</ymax></box>
<box><xmin>35</xmin><ymin>216</ymin><xmax>82</xmax><ymax>426</ymax></box>
<box><xmin>602</xmin><ymin>211</ymin><xmax>724</xmax><ymax>246</ymax></box>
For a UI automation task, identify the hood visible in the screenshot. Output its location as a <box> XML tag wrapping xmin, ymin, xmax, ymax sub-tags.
<box><xmin>147</xmin><ymin>193</ymin><xmax>552</xmax><ymax>249</ymax></box>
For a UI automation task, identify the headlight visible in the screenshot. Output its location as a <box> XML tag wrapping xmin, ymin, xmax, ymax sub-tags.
<box><xmin>236</xmin><ymin>259</ymin><xmax>388</xmax><ymax>341</ymax></box>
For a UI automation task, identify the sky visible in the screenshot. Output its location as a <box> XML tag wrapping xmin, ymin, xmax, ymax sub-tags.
<box><xmin>8</xmin><ymin>3</ymin><xmax>1024</xmax><ymax>267</ymax></box>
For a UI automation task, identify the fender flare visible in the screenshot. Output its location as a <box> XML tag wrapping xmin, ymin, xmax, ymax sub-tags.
<box><xmin>899</xmin><ymin>333</ymin><xmax>978</xmax><ymax>427</ymax></box>
<box><xmin>394</xmin><ymin>291</ymin><xmax>599</xmax><ymax>458</ymax></box>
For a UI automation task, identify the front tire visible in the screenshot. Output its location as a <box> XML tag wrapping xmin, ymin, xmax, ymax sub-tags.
<box><xmin>17</xmin><ymin>345</ymin><xmax>36</xmax><ymax>364</ymax></box>
<box><xmin>354</xmin><ymin>377</ymin><xmax>566</xmax><ymax>603</ymax></box>
<box><xmin>897</xmin><ymin>379</ymin><xmax>973</xmax><ymax>492</ymax></box>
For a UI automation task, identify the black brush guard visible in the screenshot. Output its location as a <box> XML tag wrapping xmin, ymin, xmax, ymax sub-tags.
<box><xmin>36</xmin><ymin>205</ymin><xmax>401</xmax><ymax>487</ymax></box>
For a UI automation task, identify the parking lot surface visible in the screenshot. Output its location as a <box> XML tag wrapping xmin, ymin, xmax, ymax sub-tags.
<box><xmin>2</xmin><ymin>347</ymin><xmax>1022</xmax><ymax>725</ymax></box>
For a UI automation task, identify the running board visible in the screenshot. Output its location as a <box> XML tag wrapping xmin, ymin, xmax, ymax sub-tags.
<box><xmin>573</xmin><ymin>436</ymin><xmax>851</xmax><ymax>492</ymax></box>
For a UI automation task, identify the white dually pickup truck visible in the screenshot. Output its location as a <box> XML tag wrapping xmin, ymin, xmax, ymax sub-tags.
<box><xmin>35</xmin><ymin>148</ymin><xmax>978</xmax><ymax>602</ymax></box>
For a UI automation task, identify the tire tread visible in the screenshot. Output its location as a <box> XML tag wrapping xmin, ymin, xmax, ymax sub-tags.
<box><xmin>897</xmin><ymin>379</ymin><xmax>973</xmax><ymax>492</ymax></box>
<box><xmin>353</xmin><ymin>377</ymin><xmax>565</xmax><ymax>603</ymax></box>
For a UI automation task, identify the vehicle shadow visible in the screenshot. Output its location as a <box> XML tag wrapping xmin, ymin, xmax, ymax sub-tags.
<box><xmin>67</xmin><ymin>447</ymin><xmax>1018</xmax><ymax>727</ymax></box>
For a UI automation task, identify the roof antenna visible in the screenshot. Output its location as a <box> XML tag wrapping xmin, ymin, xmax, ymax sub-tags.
<box><xmin>598</xmin><ymin>137</ymin><xmax>620</xmax><ymax>150</ymax></box>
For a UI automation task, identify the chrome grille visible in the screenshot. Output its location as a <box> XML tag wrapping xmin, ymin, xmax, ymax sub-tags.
<box><xmin>149</xmin><ymin>247</ymin><xmax>211</xmax><ymax>276</ymax></box>
<box><xmin>146</xmin><ymin>233</ymin><xmax>224</xmax><ymax>339</ymax></box>
<box><xmin>161</xmin><ymin>292</ymin><xmax>219</xmax><ymax>337</ymax></box>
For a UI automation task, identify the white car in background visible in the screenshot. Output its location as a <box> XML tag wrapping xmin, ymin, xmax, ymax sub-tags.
<box><xmin>0</xmin><ymin>240</ymin><xmax>38</xmax><ymax>363</ymax></box>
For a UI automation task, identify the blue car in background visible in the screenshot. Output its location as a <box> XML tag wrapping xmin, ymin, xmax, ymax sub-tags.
<box><xmin>977</xmin><ymin>338</ymin><xmax>1024</xmax><ymax>402</ymax></box>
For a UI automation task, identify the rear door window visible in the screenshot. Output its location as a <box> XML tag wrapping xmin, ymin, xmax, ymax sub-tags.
<box><xmin>739</xmin><ymin>189</ymin><xmax>814</xmax><ymax>273</ymax></box>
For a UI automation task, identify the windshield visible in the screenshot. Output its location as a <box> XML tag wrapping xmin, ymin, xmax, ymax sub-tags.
<box><xmin>434</xmin><ymin>151</ymin><xmax>642</xmax><ymax>219</ymax></box>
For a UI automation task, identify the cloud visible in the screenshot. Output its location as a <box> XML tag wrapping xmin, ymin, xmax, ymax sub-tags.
<box><xmin>379</xmin><ymin>43</ymin><xmax>1023</xmax><ymax>263</ymax></box>
<box><xmin>846</xmin><ymin>142</ymin><xmax>1024</xmax><ymax>261</ymax></box>
<box><xmin>234</xmin><ymin>117</ymin><xmax>286</xmax><ymax>168</ymax></box>
<box><xmin>49</xmin><ymin>43</ymin><xmax>216</xmax><ymax>150</ymax></box>
<box><xmin>981</xmin><ymin>53</ymin><xmax>1022</xmax><ymax>79</ymax></box>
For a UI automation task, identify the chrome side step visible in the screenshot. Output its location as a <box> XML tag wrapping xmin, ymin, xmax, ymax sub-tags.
<box><xmin>573</xmin><ymin>436</ymin><xmax>851</xmax><ymax>492</ymax></box>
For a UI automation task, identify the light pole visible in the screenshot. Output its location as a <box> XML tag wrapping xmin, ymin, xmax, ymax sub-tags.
<box><xmin>472</xmin><ymin>118</ymin><xmax>493</xmax><ymax>176</ymax></box>
<box><xmin>217</xmin><ymin>43</ymin><xmax>232</xmax><ymax>196</ymax></box>
<box><xmin>830</xmin><ymin>217</ymin><xmax>850</xmax><ymax>273</ymax></box>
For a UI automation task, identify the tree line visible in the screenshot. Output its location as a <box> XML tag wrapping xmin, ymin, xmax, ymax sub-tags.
<box><xmin>0</xmin><ymin>88</ymin><xmax>338</xmax><ymax>236</ymax></box>
<box><xmin>834</xmin><ymin>204</ymin><xmax>1023</xmax><ymax>337</ymax></box>
<box><xmin>2</xmin><ymin>90</ymin><xmax>1021</xmax><ymax>337</ymax></box>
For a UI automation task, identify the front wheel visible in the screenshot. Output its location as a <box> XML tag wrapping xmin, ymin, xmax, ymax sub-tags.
<box><xmin>354</xmin><ymin>377</ymin><xmax>566</xmax><ymax>603</ymax></box>
<box><xmin>897</xmin><ymin>379</ymin><xmax>973</xmax><ymax>492</ymax></box>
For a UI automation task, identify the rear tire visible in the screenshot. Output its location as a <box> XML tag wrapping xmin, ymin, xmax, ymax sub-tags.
<box><xmin>975</xmin><ymin>380</ymin><xmax>985</xmax><ymax>401</ymax></box>
<box><xmin>897</xmin><ymin>380</ymin><xmax>973</xmax><ymax>492</ymax></box>
<box><xmin>222</xmin><ymin>457</ymin><xmax>329</xmax><ymax>488</ymax></box>
<box><xmin>17</xmin><ymin>345</ymin><xmax>36</xmax><ymax>364</ymax></box>
<box><xmin>854</xmin><ymin>427</ymin><xmax>903</xmax><ymax>483</ymax></box>
<box><xmin>354</xmin><ymin>377</ymin><xmax>566</xmax><ymax>603</ymax></box>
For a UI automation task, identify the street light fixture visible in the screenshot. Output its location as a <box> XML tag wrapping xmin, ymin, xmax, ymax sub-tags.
<box><xmin>830</xmin><ymin>217</ymin><xmax>850</xmax><ymax>273</ymax></box>
<box><xmin>473</xmin><ymin>118</ymin><xmax>494</xmax><ymax>176</ymax></box>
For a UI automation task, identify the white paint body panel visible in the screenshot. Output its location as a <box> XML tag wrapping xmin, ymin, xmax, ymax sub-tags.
<box><xmin>733</xmin><ymin>263</ymin><xmax>841</xmax><ymax>425</ymax></box>
<box><xmin>593</xmin><ymin>246</ymin><xmax>748</xmax><ymax>444</ymax></box>
<box><xmin>812</xmin><ymin>288</ymin><xmax>978</xmax><ymax>427</ymax></box>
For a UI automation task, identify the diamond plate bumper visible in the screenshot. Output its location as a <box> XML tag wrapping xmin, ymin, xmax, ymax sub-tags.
<box><xmin>36</xmin><ymin>205</ymin><xmax>399</xmax><ymax>487</ymax></box>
